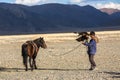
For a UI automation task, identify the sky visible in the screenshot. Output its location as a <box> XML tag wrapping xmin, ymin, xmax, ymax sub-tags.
<box><xmin>0</xmin><ymin>0</ymin><xmax>120</xmax><ymax>9</ymax></box>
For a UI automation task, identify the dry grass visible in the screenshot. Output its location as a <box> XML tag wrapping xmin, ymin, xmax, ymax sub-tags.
<box><xmin>0</xmin><ymin>31</ymin><xmax>120</xmax><ymax>80</ymax></box>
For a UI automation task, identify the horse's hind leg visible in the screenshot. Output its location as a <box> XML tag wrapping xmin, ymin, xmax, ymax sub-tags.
<box><xmin>33</xmin><ymin>53</ymin><xmax>37</xmax><ymax>69</ymax></box>
<box><xmin>29</xmin><ymin>57</ymin><xmax>32</xmax><ymax>68</ymax></box>
<box><xmin>22</xmin><ymin>53</ymin><xmax>28</xmax><ymax>71</ymax></box>
<box><xmin>25</xmin><ymin>58</ymin><xmax>28</xmax><ymax>71</ymax></box>
<box><xmin>29</xmin><ymin>57</ymin><xmax>33</xmax><ymax>71</ymax></box>
<box><xmin>22</xmin><ymin>44</ymin><xmax>29</xmax><ymax>71</ymax></box>
<box><xmin>24</xmin><ymin>56</ymin><xmax>28</xmax><ymax>71</ymax></box>
<box><xmin>33</xmin><ymin>58</ymin><xmax>37</xmax><ymax>69</ymax></box>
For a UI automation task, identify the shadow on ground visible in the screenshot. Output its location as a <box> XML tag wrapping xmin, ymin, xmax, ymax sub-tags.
<box><xmin>0</xmin><ymin>67</ymin><xmax>24</xmax><ymax>72</ymax></box>
<box><xmin>0</xmin><ymin>67</ymin><xmax>88</xmax><ymax>72</ymax></box>
<box><xmin>104</xmin><ymin>71</ymin><xmax>120</xmax><ymax>79</ymax></box>
<box><xmin>38</xmin><ymin>68</ymin><xmax>88</xmax><ymax>71</ymax></box>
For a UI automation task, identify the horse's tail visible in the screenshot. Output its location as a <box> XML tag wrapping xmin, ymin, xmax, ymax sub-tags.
<box><xmin>22</xmin><ymin>44</ymin><xmax>28</xmax><ymax>65</ymax></box>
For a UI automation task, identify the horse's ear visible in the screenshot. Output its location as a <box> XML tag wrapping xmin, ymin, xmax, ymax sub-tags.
<box><xmin>40</xmin><ymin>37</ymin><xmax>43</xmax><ymax>39</ymax></box>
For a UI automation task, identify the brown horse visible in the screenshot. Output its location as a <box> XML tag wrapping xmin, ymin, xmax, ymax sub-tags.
<box><xmin>21</xmin><ymin>37</ymin><xmax>47</xmax><ymax>71</ymax></box>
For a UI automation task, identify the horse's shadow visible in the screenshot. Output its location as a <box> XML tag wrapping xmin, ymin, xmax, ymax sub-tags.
<box><xmin>0</xmin><ymin>67</ymin><xmax>88</xmax><ymax>72</ymax></box>
<box><xmin>104</xmin><ymin>71</ymin><xmax>120</xmax><ymax>79</ymax></box>
<box><xmin>0</xmin><ymin>67</ymin><xmax>24</xmax><ymax>72</ymax></box>
<box><xmin>37</xmin><ymin>68</ymin><xmax>88</xmax><ymax>71</ymax></box>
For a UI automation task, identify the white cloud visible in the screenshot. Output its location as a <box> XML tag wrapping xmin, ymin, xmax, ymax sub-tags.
<box><xmin>15</xmin><ymin>0</ymin><xmax>61</xmax><ymax>5</ymax></box>
<box><xmin>15</xmin><ymin>0</ymin><xmax>56</xmax><ymax>5</ymax></box>
<box><xmin>95</xmin><ymin>2</ymin><xmax>120</xmax><ymax>9</ymax></box>
<box><xmin>69</xmin><ymin>0</ymin><xmax>106</xmax><ymax>3</ymax></box>
<box><xmin>15</xmin><ymin>0</ymin><xmax>84</xmax><ymax>5</ymax></box>
<box><xmin>15</xmin><ymin>0</ymin><xmax>120</xmax><ymax>10</ymax></box>
<box><xmin>69</xmin><ymin>0</ymin><xmax>83</xmax><ymax>3</ymax></box>
<box><xmin>15</xmin><ymin>0</ymin><xmax>41</xmax><ymax>5</ymax></box>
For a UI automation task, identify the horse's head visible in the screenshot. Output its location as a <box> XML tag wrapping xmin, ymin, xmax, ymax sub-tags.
<box><xmin>76</xmin><ymin>32</ymin><xmax>89</xmax><ymax>42</ymax></box>
<box><xmin>35</xmin><ymin>37</ymin><xmax>47</xmax><ymax>49</ymax></box>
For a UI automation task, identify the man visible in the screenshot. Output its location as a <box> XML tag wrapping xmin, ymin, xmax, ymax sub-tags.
<box><xmin>82</xmin><ymin>31</ymin><xmax>99</xmax><ymax>70</ymax></box>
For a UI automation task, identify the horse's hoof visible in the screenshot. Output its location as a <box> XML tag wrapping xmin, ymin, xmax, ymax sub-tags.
<box><xmin>31</xmin><ymin>68</ymin><xmax>33</xmax><ymax>71</ymax></box>
<box><xmin>25</xmin><ymin>69</ymin><xmax>28</xmax><ymax>71</ymax></box>
<box><xmin>35</xmin><ymin>67</ymin><xmax>37</xmax><ymax>69</ymax></box>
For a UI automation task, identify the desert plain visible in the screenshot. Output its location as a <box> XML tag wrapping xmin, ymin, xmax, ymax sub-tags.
<box><xmin>0</xmin><ymin>31</ymin><xmax>120</xmax><ymax>80</ymax></box>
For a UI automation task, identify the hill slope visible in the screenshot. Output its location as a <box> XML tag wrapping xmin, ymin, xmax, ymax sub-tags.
<box><xmin>0</xmin><ymin>3</ymin><xmax>120</xmax><ymax>34</ymax></box>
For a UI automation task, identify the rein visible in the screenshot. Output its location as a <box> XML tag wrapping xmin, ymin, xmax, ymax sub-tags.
<box><xmin>49</xmin><ymin>44</ymin><xmax>81</xmax><ymax>57</ymax></box>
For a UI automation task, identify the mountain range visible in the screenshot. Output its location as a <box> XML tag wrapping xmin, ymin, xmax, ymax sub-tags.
<box><xmin>0</xmin><ymin>3</ymin><xmax>120</xmax><ymax>35</ymax></box>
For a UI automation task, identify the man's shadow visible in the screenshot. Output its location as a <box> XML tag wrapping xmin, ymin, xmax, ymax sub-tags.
<box><xmin>104</xmin><ymin>71</ymin><xmax>120</xmax><ymax>79</ymax></box>
<box><xmin>0</xmin><ymin>67</ymin><xmax>88</xmax><ymax>72</ymax></box>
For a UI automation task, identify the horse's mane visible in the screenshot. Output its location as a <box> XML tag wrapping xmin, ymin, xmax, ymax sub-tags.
<box><xmin>33</xmin><ymin>38</ymin><xmax>39</xmax><ymax>42</ymax></box>
<box><xmin>32</xmin><ymin>38</ymin><xmax>40</xmax><ymax>47</ymax></box>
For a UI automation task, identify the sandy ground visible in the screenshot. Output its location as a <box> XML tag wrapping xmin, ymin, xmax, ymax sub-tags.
<box><xmin>0</xmin><ymin>31</ymin><xmax>120</xmax><ymax>80</ymax></box>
